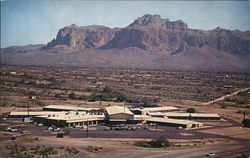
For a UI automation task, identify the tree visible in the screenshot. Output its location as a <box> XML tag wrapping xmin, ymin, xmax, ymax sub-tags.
<box><xmin>150</xmin><ymin>136</ymin><xmax>171</xmax><ymax>148</ymax></box>
<box><xmin>186</xmin><ymin>108</ymin><xmax>196</xmax><ymax>113</ymax></box>
<box><xmin>242</xmin><ymin>119</ymin><xmax>250</xmax><ymax>128</ymax></box>
<box><xmin>116</xmin><ymin>94</ymin><xmax>127</xmax><ymax>102</ymax></box>
<box><xmin>102</xmin><ymin>86</ymin><xmax>112</xmax><ymax>94</ymax></box>
<box><xmin>68</xmin><ymin>92</ymin><xmax>77</xmax><ymax>99</ymax></box>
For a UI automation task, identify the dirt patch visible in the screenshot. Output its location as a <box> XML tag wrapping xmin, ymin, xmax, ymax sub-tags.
<box><xmin>203</xmin><ymin>121</ymin><xmax>232</xmax><ymax>127</ymax></box>
<box><xmin>200</xmin><ymin>126</ymin><xmax>250</xmax><ymax>140</ymax></box>
<box><xmin>0</xmin><ymin>123</ymin><xmax>10</xmax><ymax>126</ymax></box>
<box><xmin>0</xmin><ymin>131</ymin><xmax>15</xmax><ymax>136</ymax></box>
<box><xmin>18</xmin><ymin>136</ymin><xmax>40</xmax><ymax>143</ymax></box>
<box><xmin>179</xmin><ymin>133</ymin><xmax>194</xmax><ymax>136</ymax></box>
<box><xmin>148</xmin><ymin>128</ymin><xmax>165</xmax><ymax>131</ymax></box>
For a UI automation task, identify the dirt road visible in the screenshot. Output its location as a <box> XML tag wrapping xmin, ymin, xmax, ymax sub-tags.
<box><xmin>202</xmin><ymin>87</ymin><xmax>250</xmax><ymax>105</ymax></box>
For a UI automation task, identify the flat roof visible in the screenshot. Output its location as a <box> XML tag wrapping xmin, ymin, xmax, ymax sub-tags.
<box><xmin>9</xmin><ymin>111</ymin><xmax>65</xmax><ymax>116</ymax></box>
<box><xmin>146</xmin><ymin>117</ymin><xmax>201</xmax><ymax>125</ymax></box>
<box><xmin>134</xmin><ymin>106</ymin><xmax>179</xmax><ymax>112</ymax></box>
<box><xmin>43</xmin><ymin>105</ymin><xmax>99</xmax><ymax>111</ymax></box>
<box><xmin>105</xmin><ymin>106</ymin><xmax>133</xmax><ymax>115</ymax></box>
<box><xmin>148</xmin><ymin>112</ymin><xmax>220</xmax><ymax>118</ymax></box>
<box><xmin>35</xmin><ymin>111</ymin><xmax>105</xmax><ymax>122</ymax></box>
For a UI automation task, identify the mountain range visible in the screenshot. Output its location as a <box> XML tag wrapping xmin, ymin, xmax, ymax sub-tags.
<box><xmin>1</xmin><ymin>14</ymin><xmax>250</xmax><ymax>71</ymax></box>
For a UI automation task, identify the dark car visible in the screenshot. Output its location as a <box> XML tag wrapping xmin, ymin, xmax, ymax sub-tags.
<box><xmin>10</xmin><ymin>136</ymin><xmax>16</xmax><ymax>140</ymax></box>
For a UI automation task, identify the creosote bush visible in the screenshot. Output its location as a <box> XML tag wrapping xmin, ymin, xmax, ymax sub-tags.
<box><xmin>135</xmin><ymin>136</ymin><xmax>171</xmax><ymax>148</ymax></box>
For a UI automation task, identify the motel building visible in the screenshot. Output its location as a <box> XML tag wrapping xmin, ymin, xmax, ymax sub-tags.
<box><xmin>8</xmin><ymin>105</ymin><xmax>221</xmax><ymax>129</ymax></box>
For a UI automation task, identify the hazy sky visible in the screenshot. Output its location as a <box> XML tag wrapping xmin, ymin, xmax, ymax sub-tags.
<box><xmin>1</xmin><ymin>0</ymin><xmax>249</xmax><ymax>48</ymax></box>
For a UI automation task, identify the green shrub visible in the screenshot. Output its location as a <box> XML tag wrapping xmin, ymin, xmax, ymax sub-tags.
<box><xmin>135</xmin><ymin>136</ymin><xmax>171</xmax><ymax>148</ymax></box>
<box><xmin>242</xmin><ymin>119</ymin><xmax>250</xmax><ymax>128</ymax></box>
<box><xmin>68</xmin><ymin>92</ymin><xmax>77</xmax><ymax>99</ymax></box>
<box><xmin>134</xmin><ymin>141</ymin><xmax>151</xmax><ymax>148</ymax></box>
<box><xmin>150</xmin><ymin>136</ymin><xmax>171</xmax><ymax>148</ymax></box>
<box><xmin>186</xmin><ymin>108</ymin><xmax>196</xmax><ymax>113</ymax></box>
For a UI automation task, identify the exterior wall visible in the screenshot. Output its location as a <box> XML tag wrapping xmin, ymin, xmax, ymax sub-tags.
<box><xmin>167</xmin><ymin>116</ymin><xmax>220</xmax><ymax>120</ymax></box>
<box><xmin>146</xmin><ymin>120</ymin><xmax>187</xmax><ymax>128</ymax></box>
<box><xmin>109</xmin><ymin>113</ymin><xmax>134</xmax><ymax>120</ymax></box>
<box><xmin>66</xmin><ymin>120</ymin><xmax>98</xmax><ymax>127</ymax></box>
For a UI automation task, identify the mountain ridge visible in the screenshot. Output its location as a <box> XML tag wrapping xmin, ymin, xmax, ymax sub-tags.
<box><xmin>1</xmin><ymin>14</ymin><xmax>250</xmax><ymax>71</ymax></box>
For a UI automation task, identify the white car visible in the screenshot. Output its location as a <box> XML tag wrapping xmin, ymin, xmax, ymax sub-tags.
<box><xmin>48</xmin><ymin>127</ymin><xmax>53</xmax><ymax>131</ymax></box>
<box><xmin>206</xmin><ymin>153</ymin><xmax>215</xmax><ymax>157</ymax></box>
<box><xmin>5</xmin><ymin>127</ymin><xmax>12</xmax><ymax>131</ymax></box>
<box><xmin>53</xmin><ymin>128</ymin><xmax>60</xmax><ymax>131</ymax></box>
<box><xmin>10</xmin><ymin>128</ymin><xmax>18</xmax><ymax>132</ymax></box>
<box><xmin>37</xmin><ymin>123</ymin><xmax>43</xmax><ymax>127</ymax></box>
<box><xmin>177</xmin><ymin>126</ymin><xmax>183</xmax><ymax>129</ymax></box>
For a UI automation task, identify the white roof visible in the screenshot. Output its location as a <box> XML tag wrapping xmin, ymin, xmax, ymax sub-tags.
<box><xmin>148</xmin><ymin>112</ymin><xmax>220</xmax><ymax>118</ymax></box>
<box><xmin>9</xmin><ymin>111</ymin><xmax>65</xmax><ymax>116</ymax></box>
<box><xmin>35</xmin><ymin>111</ymin><xmax>105</xmax><ymax>122</ymax></box>
<box><xmin>43</xmin><ymin>105</ymin><xmax>99</xmax><ymax>111</ymax></box>
<box><xmin>134</xmin><ymin>106</ymin><xmax>179</xmax><ymax>112</ymax></box>
<box><xmin>105</xmin><ymin>106</ymin><xmax>133</xmax><ymax>115</ymax></box>
<box><xmin>164</xmin><ymin>113</ymin><xmax>220</xmax><ymax>118</ymax></box>
<box><xmin>146</xmin><ymin>117</ymin><xmax>201</xmax><ymax>125</ymax></box>
<box><xmin>133</xmin><ymin>115</ymin><xmax>151</xmax><ymax>120</ymax></box>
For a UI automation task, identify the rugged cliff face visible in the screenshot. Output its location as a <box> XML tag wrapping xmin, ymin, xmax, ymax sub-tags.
<box><xmin>44</xmin><ymin>24</ymin><xmax>119</xmax><ymax>50</ymax></box>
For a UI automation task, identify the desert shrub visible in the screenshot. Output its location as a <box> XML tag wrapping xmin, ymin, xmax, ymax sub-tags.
<box><xmin>102</xmin><ymin>86</ymin><xmax>112</xmax><ymax>94</ymax></box>
<box><xmin>134</xmin><ymin>141</ymin><xmax>151</xmax><ymax>148</ymax></box>
<box><xmin>54</xmin><ymin>93</ymin><xmax>61</xmax><ymax>98</ymax></box>
<box><xmin>89</xmin><ymin>94</ymin><xmax>109</xmax><ymax>101</ymax></box>
<box><xmin>242</xmin><ymin>119</ymin><xmax>250</xmax><ymax>128</ymax></box>
<box><xmin>135</xmin><ymin>136</ymin><xmax>171</xmax><ymax>148</ymax></box>
<box><xmin>85</xmin><ymin>87</ymin><xmax>92</xmax><ymax>92</ymax></box>
<box><xmin>115</xmin><ymin>94</ymin><xmax>127</xmax><ymax>102</ymax></box>
<box><xmin>68</xmin><ymin>92</ymin><xmax>77</xmax><ymax>99</ymax></box>
<box><xmin>221</xmin><ymin>104</ymin><xmax>227</xmax><ymax>109</ymax></box>
<box><xmin>78</xmin><ymin>95</ymin><xmax>87</xmax><ymax>100</ymax></box>
<box><xmin>66</xmin><ymin>147</ymin><xmax>79</xmax><ymax>154</ymax></box>
<box><xmin>150</xmin><ymin>136</ymin><xmax>171</xmax><ymax>148</ymax></box>
<box><xmin>63</xmin><ymin>128</ymin><xmax>72</xmax><ymax>135</ymax></box>
<box><xmin>151</xmin><ymin>86</ymin><xmax>162</xmax><ymax>90</ymax></box>
<box><xmin>237</xmin><ymin>153</ymin><xmax>250</xmax><ymax>158</ymax></box>
<box><xmin>186</xmin><ymin>108</ymin><xmax>196</xmax><ymax>113</ymax></box>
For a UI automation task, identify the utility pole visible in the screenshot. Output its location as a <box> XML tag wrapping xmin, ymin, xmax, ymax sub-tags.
<box><xmin>124</xmin><ymin>100</ymin><xmax>126</xmax><ymax>125</ymax></box>
<box><xmin>86</xmin><ymin>113</ymin><xmax>89</xmax><ymax>137</ymax></box>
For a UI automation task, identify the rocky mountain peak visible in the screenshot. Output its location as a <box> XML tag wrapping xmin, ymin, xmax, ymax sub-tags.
<box><xmin>128</xmin><ymin>14</ymin><xmax>188</xmax><ymax>31</ymax></box>
<box><xmin>44</xmin><ymin>25</ymin><xmax>118</xmax><ymax>50</ymax></box>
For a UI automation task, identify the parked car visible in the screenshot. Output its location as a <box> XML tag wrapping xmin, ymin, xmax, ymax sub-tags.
<box><xmin>48</xmin><ymin>127</ymin><xmax>54</xmax><ymax>131</ymax></box>
<box><xmin>37</xmin><ymin>123</ymin><xmax>43</xmax><ymax>127</ymax></box>
<box><xmin>206</xmin><ymin>152</ymin><xmax>216</xmax><ymax>157</ymax></box>
<box><xmin>53</xmin><ymin>128</ymin><xmax>60</xmax><ymax>131</ymax></box>
<box><xmin>81</xmin><ymin>125</ymin><xmax>88</xmax><ymax>129</ymax></box>
<box><xmin>115</xmin><ymin>126</ymin><xmax>126</xmax><ymax>130</ymax></box>
<box><xmin>177</xmin><ymin>126</ymin><xmax>183</xmax><ymax>130</ymax></box>
<box><xmin>104</xmin><ymin>127</ymin><xmax>112</xmax><ymax>131</ymax></box>
<box><xmin>148</xmin><ymin>123</ymin><xmax>157</xmax><ymax>126</ymax></box>
<box><xmin>10</xmin><ymin>136</ymin><xmax>16</xmax><ymax>140</ymax></box>
<box><xmin>18</xmin><ymin>124</ymin><xmax>27</xmax><ymax>128</ymax></box>
<box><xmin>5</xmin><ymin>127</ymin><xmax>12</xmax><ymax>131</ymax></box>
<box><xmin>10</xmin><ymin>128</ymin><xmax>18</xmax><ymax>132</ymax></box>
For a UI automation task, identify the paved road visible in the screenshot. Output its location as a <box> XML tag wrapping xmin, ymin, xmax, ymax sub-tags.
<box><xmin>100</xmin><ymin>141</ymin><xmax>250</xmax><ymax>158</ymax></box>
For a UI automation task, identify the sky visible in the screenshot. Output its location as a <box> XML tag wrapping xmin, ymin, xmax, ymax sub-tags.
<box><xmin>1</xmin><ymin>0</ymin><xmax>249</xmax><ymax>48</ymax></box>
